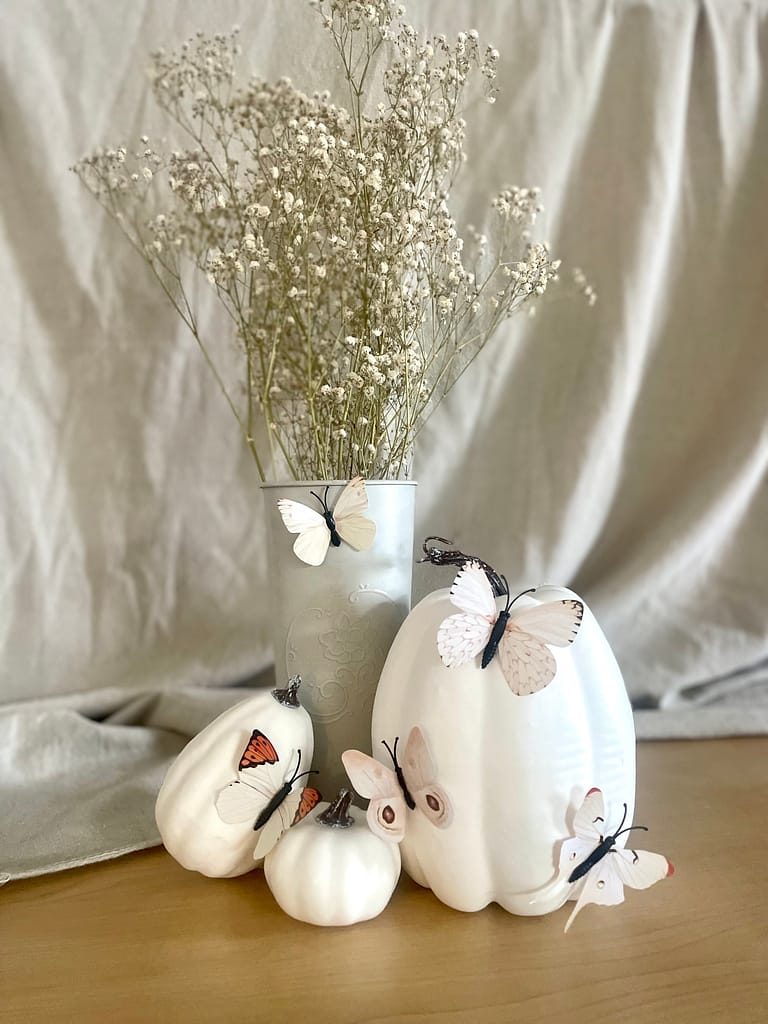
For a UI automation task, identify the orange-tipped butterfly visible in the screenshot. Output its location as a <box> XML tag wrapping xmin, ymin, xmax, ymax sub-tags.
<box><xmin>215</xmin><ymin>729</ymin><xmax>321</xmax><ymax>859</ymax></box>
<box><xmin>437</xmin><ymin>562</ymin><xmax>583</xmax><ymax>695</ymax></box>
<box><xmin>342</xmin><ymin>726</ymin><xmax>452</xmax><ymax>843</ymax></box>
<box><xmin>560</xmin><ymin>788</ymin><xmax>674</xmax><ymax>932</ymax></box>
<box><xmin>277</xmin><ymin>476</ymin><xmax>376</xmax><ymax>566</ymax></box>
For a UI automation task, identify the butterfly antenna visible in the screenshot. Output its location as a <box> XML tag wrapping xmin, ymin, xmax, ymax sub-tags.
<box><xmin>507</xmin><ymin>587</ymin><xmax>536</xmax><ymax>611</ymax></box>
<box><xmin>613</xmin><ymin>803</ymin><xmax>629</xmax><ymax>835</ymax></box>
<box><xmin>323</xmin><ymin>485</ymin><xmax>330</xmax><ymax>507</ymax></box>
<box><xmin>381</xmin><ymin>737</ymin><xmax>398</xmax><ymax>767</ymax></box>
<box><xmin>309</xmin><ymin>489</ymin><xmax>326</xmax><ymax>511</ymax></box>
<box><xmin>615</xmin><ymin>824</ymin><xmax>649</xmax><ymax>839</ymax></box>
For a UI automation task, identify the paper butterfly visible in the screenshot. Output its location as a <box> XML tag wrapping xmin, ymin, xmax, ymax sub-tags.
<box><xmin>277</xmin><ymin>476</ymin><xmax>376</xmax><ymax>566</ymax></box>
<box><xmin>341</xmin><ymin>726</ymin><xmax>452</xmax><ymax>843</ymax></box>
<box><xmin>215</xmin><ymin>729</ymin><xmax>321</xmax><ymax>859</ymax></box>
<box><xmin>436</xmin><ymin>562</ymin><xmax>583</xmax><ymax>695</ymax></box>
<box><xmin>559</xmin><ymin>787</ymin><xmax>674</xmax><ymax>933</ymax></box>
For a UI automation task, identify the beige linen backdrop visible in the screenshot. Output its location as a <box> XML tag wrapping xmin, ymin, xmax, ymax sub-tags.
<box><xmin>2</xmin><ymin>0</ymin><xmax>767</xmax><ymax>880</ymax></box>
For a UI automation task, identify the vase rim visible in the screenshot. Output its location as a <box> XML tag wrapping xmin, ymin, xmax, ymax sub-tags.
<box><xmin>261</xmin><ymin>479</ymin><xmax>418</xmax><ymax>489</ymax></box>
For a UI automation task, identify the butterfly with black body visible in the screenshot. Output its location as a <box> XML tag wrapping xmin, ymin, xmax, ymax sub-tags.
<box><xmin>215</xmin><ymin>729</ymin><xmax>321</xmax><ymax>859</ymax></box>
<box><xmin>277</xmin><ymin>476</ymin><xmax>376</xmax><ymax>566</ymax></box>
<box><xmin>342</xmin><ymin>727</ymin><xmax>452</xmax><ymax>843</ymax></box>
<box><xmin>437</xmin><ymin>562</ymin><xmax>584</xmax><ymax>695</ymax></box>
<box><xmin>559</xmin><ymin>788</ymin><xmax>674</xmax><ymax>932</ymax></box>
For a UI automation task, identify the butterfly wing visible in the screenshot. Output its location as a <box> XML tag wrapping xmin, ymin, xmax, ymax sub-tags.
<box><xmin>564</xmin><ymin>854</ymin><xmax>626</xmax><ymax>933</ymax></box>
<box><xmin>437</xmin><ymin>612</ymin><xmax>493</xmax><ymax>668</ymax></box>
<box><xmin>448</xmin><ymin>562</ymin><xmax>498</xmax><ymax>618</ymax></box>
<box><xmin>292</xmin><ymin>786</ymin><xmax>322</xmax><ymax>825</ymax></box>
<box><xmin>401</xmin><ymin>726</ymin><xmax>452</xmax><ymax>829</ymax></box>
<box><xmin>238</xmin><ymin>730</ymin><xmax>279</xmax><ymax>769</ymax></box>
<box><xmin>215</xmin><ymin>771</ymin><xmax>274</xmax><ymax>825</ymax></box>
<box><xmin>341</xmin><ymin>748</ymin><xmax>407</xmax><ymax>843</ymax></box>
<box><xmin>573</xmin><ymin>788</ymin><xmax>607</xmax><ymax>840</ymax></box>
<box><xmin>277</xmin><ymin>499</ymin><xmax>330</xmax><ymax>565</ymax></box>
<box><xmin>496</xmin><ymin>601</ymin><xmax>583</xmax><ymax>695</ymax></box>
<box><xmin>496</xmin><ymin>628</ymin><xmax>557</xmax><ymax>695</ymax></box>
<box><xmin>509</xmin><ymin>600</ymin><xmax>584</xmax><ymax>646</ymax></box>
<box><xmin>333</xmin><ymin>477</ymin><xmax>376</xmax><ymax>551</ymax></box>
<box><xmin>611</xmin><ymin>848</ymin><xmax>674</xmax><ymax>890</ymax></box>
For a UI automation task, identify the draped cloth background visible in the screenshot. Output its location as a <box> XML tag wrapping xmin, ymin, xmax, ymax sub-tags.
<box><xmin>2</xmin><ymin>0</ymin><xmax>767</xmax><ymax>880</ymax></box>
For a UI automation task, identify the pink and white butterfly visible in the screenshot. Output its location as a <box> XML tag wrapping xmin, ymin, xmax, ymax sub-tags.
<box><xmin>436</xmin><ymin>562</ymin><xmax>583</xmax><ymax>695</ymax></box>
<box><xmin>560</xmin><ymin>787</ymin><xmax>674</xmax><ymax>933</ymax></box>
<box><xmin>277</xmin><ymin>476</ymin><xmax>376</xmax><ymax>566</ymax></box>
<box><xmin>341</xmin><ymin>726</ymin><xmax>452</xmax><ymax>843</ymax></box>
<box><xmin>215</xmin><ymin>730</ymin><xmax>321</xmax><ymax>860</ymax></box>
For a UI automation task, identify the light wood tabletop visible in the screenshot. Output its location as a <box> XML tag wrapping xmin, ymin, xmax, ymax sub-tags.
<box><xmin>2</xmin><ymin>738</ymin><xmax>767</xmax><ymax>1024</ymax></box>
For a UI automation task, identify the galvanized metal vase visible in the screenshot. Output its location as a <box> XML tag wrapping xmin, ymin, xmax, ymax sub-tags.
<box><xmin>261</xmin><ymin>480</ymin><xmax>417</xmax><ymax>792</ymax></box>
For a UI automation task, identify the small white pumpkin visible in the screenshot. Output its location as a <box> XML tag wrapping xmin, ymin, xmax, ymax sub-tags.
<box><xmin>372</xmin><ymin>584</ymin><xmax>636</xmax><ymax>916</ymax></box>
<box><xmin>155</xmin><ymin>678</ymin><xmax>315</xmax><ymax>877</ymax></box>
<box><xmin>264</xmin><ymin>789</ymin><xmax>401</xmax><ymax>926</ymax></box>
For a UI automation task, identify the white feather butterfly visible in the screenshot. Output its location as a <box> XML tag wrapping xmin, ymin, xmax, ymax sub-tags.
<box><xmin>214</xmin><ymin>729</ymin><xmax>321</xmax><ymax>860</ymax></box>
<box><xmin>341</xmin><ymin>727</ymin><xmax>452</xmax><ymax>843</ymax></box>
<box><xmin>436</xmin><ymin>562</ymin><xmax>583</xmax><ymax>695</ymax></box>
<box><xmin>277</xmin><ymin>476</ymin><xmax>376</xmax><ymax>566</ymax></box>
<box><xmin>559</xmin><ymin>788</ymin><xmax>674</xmax><ymax>932</ymax></box>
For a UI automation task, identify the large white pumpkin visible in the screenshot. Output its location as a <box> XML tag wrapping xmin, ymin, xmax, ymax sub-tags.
<box><xmin>155</xmin><ymin>681</ymin><xmax>315</xmax><ymax>877</ymax></box>
<box><xmin>371</xmin><ymin>585</ymin><xmax>635</xmax><ymax>915</ymax></box>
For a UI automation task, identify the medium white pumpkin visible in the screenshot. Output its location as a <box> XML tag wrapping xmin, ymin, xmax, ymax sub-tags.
<box><xmin>264</xmin><ymin>789</ymin><xmax>401</xmax><ymax>926</ymax></box>
<box><xmin>371</xmin><ymin>585</ymin><xmax>636</xmax><ymax>915</ymax></box>
<box><xmin>155</xmin><ymin>679</ymin><xmax>315</xmax><ymax>877</ymax></box>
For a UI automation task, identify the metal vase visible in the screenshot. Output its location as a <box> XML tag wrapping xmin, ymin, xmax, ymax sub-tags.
<box><xmin>261</xmin><ymin>480</ymin><xmax>417</xmax><ymax>793</ymax></box>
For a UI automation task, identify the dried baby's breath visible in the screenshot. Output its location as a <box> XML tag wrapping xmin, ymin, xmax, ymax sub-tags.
<box><xmin>74</xmin><ymin>2</ymin><xmax>591</xmax><ymax>481</ymax></box>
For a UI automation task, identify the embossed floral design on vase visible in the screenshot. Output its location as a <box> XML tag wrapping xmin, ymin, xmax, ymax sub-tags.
<box><xmin>263</xmin><ymin>480</ymin><xmax>416</xmax><ymax>792</ymax></box>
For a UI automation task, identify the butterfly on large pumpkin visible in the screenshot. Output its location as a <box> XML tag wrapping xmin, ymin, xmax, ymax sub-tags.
<box><xmin>215</xmin><ymin>730</ymin><xmax>321</xmax><ymax>859</ymax></box>
<box><xmin>342</xmin><ymin>726</ymin><xmax>452</xmax><ymax>843</ymax></box>
<box><xmin>559</xmin><ymin>788</ymin><xmax>674</xmax><ymax>932</ymax></box>
<box><xmin>436</xmin><ymin>562</ymin><xmax>584</xmax><ymax>695</ymax></box>
<box><xmin>277</xmin><ymin>476</ymin><xmax>376</xmax><ymax>566</ymax></box>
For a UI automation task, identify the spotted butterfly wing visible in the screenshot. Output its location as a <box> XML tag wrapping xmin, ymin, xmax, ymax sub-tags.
<box><xmin>560</xmin><ymin>788</ymin><xmax>674</xmax><ymax>933</ymax></box>
<box><xmin>341</xmin><ymin>748</ymin><xmax>407</xmax><ymax>843</ymax></box>
<box><xmin>400</xmin><ymin>727</ymin><xmax>452</xmax><ymax>829</ymax></box>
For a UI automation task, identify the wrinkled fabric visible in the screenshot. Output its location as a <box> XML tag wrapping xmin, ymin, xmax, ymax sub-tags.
<box><xmin>1</xmin><ymin>0</ymin><xmax>767</xmax><ymax>878</ymax></box>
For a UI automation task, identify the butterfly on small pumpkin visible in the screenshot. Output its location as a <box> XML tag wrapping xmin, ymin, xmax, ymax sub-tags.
<box><xmin>277</xmin><ymin>476</ymin><xmax>376</xmax><ymax>566</ymax></box>
<box><xmin>215</xmin><ymin>729</ymin><xmax>321</xmax><ymax>859</ymax></box>
<box><xmin>342</xmin><ymin>726</ymin><xmax>452</xmax><ymax>843</ymax></box>
<box><xmin>559</xmin><ymin>787</ymin><xmax>674</xmax><ymax>932</ymax></box>
<box><xmin>436</xmin><ymin>561</ymin><xmax>584</xmax><ymax>695</ymax></box>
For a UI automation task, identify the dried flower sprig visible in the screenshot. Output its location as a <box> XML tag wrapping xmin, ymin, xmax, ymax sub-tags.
<box><xmin>73</xmin><ymin>1</ymin><xmax>592</xmax><ymax>481</ymax></box>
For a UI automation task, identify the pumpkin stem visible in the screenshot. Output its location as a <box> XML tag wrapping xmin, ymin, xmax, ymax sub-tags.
<box><xmin>317</xmin><ymin>789</ymin><xmax>355</xmax><ymax>828</ymax></box>
<box><xmin>418</xmin><ymin>537</ymin><xmax>507</xmax><ymax>598</ymax></box>
<box><xmin>272</xmin><ymin>675</ymin><xmax>302</xmax><ymax>708</ymax></box>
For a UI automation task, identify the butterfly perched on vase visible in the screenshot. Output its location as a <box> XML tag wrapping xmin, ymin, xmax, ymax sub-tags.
<box><xmin>215</xmin><ymin>729</ymin><xmax>321</xmax><ymax>859</ymax></box>
<box><xmin>436</xmin><ymin>562</ymin><xmax>583</xmax><ymax>695</ymax></box>
<box><xmin>559</xmin><ymin>787</ymin><xmax>674</xmax><ymax>933</ymax></box>
<box><xmin>277</xmin><ymin>476</ymin><xmax>376</xmax><ymax>566</ymax></box>
<box><xmin>341</xmin><ymin>726</ymin><xmax>452</xmax><ymax>843</ymax></box>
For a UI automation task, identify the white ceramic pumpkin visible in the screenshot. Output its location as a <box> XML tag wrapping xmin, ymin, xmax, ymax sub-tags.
<box><xmin>155</xmin><ymin>679</ymin><xmax>315</xmax><ymax>877</ymax></box>
<box><xmin>264</xmin><ymin>789</ymin><xmax>401</xmax><ymax>926</ymax></box>
<box><xmin>371</xmin><ymin>584</ymin><xmax>636</xmax><ymax>915</ymax></box>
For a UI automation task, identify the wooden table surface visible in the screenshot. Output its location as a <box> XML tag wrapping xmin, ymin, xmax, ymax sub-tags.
<box><xmin>2</xmin><ymin>739</ymin><xmax>767</xmax><ymax>1024</ymax></box>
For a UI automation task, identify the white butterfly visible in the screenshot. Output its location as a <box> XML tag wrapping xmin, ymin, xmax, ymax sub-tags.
<box><xmin>559</xmin><ymin>788</ymin><xmax>674</xmax><ymax>932</ymax></box>
<box><xmin>341</xmin><ymin>726</ymin><xmax>452</xmax><ymax>843</ymax></box>
<box><xmin>277</xmin><ymin>476</ymin><xmax>376</xmax><ymax>566</ymax></box>
<box><xmin>436</xmin><ymin>562</ymin><xmax>583</xmax><ymax>695</ymax></box>
<box><xmin>215</xmin><ymin>729</ymin><xmax>321</xmax><ymax>860</ymax></box>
